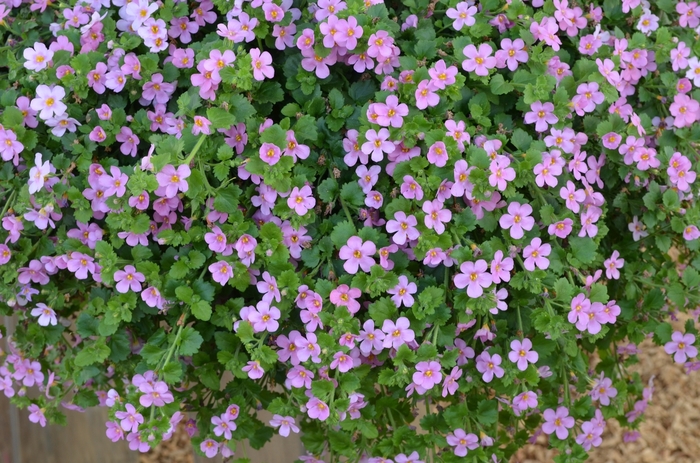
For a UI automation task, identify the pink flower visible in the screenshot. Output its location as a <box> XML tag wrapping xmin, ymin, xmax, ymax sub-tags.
<box><xmin>382</xmin><ymin>316</ymin><xmax>415</xmax><ymax>349</ymax></box>
<box><xmin>670</xmin><ymin>93</ymin><xmax>700</xmax><ymax>128</ymax></box>
<box><xmin>359</xmin><ymin>319</ymin><xmax>385</xmax><ymax>354</ymax></box>
<box><xmin>664</xmin><ymin>331</ymin><xmax>698</xmax><ymax>363</ymax></box>
<box><xmin>28</xmin><ymin>404</ymin><xmax>47</xmax><ymax>427</ymax></box>
<box><xmin>31</xmin><ymin>84</ymin><xmax>66</xmax><ymax>120</ymax></box>
<box><xmin>401</xmin><ymin>175</ymin><xmax>424</xmax><ymax>200</ymax></box>
<box><xmin>260</xmin><ymin>142</ymin><xmax>282</xmax><ymax>166</ymax></box>
<box><xmin>603</xmin><ymin>250</ymin><xmax>624</xmax><ymax>279</ymax></box>
<box><xmin>628</xmin><ymin>216</ymin><xmax>648</xmax><ymax>241</ymax></box>
<box><xmin>428</xmin><ymin>59</ymin><xmax>458</xmax><ymax>89</ymax></box>
<box><xmin>386</xmin><ymin>211</ymin><xmax>419</xmax><ymax>245</ymax></box>
<box><xmin>432</xmin><ymin>359</ymin><xmax>458</xmax><ymax>392</ymax></box>
<box><xmin>415</xmin><ymin>80</ymin><xmax>439</xmax><ymax>109</ymax></box>
<box><xmin>454</xmin><ymin>259</ymin><xmax>492</xmax><ymax>298</ymax></box>
<box><xmin>200</xmin><ymin>439</ymin><xmax>219</xmax><ymax>458</ymax></box>
<box><xmin>114</xmin><ymin>265</ymin><xmax>145</xmax><ymax>293</ymax></box>
<box><xmin>361</xmin><ymin>128</ymin><xmax>394</xmax><ymax>162</ymax></box>
<box><xmin>248</xmin><ymin>301</ymin><xmax>280</xmax><ymax>333</ymax></box>
<box><xmin>490</xmin><ymin>250</ymin><xmax>513</xmax><ymax>284</ymax></box>
<box><xmin>462</xmin><ymin>43</ymin><xmax>496</xmax><ymax>76</ymax></box>
<box><xmin>375</xmin><ymin>95</ymin><xmax>408</xmax><ymax>128</ymax></box>
<box><xmin>590</xmin><ymin>375</ymin><xmax>618</xmax><ymax>406</ymax></box>
<box><xmin>242</xmin><ymin>360</ymin><xmax>264</xmax><ymax>379</ymax></box>
<box><xmin>495</xmin><ymin>38</ymin><xmax>528</xmax><ymax>71</ymax></box>
<box><xmin>522</xmin><ymin>238</ymin><xmax>551</xmax><ymax>271</ymax></box>
<box><xmin>269</xmin><ymin>415</ymin><xmax>299</xmax><ymax>437</ymax></box>
<box><xmin>115</xmin><ymin>403</ymin><xmax>143</xmax><ymax>433</ymax></box>
<box><xmin>446</xmin><ymin>428</ymin><xmax>479</xmax><ymax>456</ymax></box>
<box><xmin>387</xmin><ymin>275</ymin><xmax>417</xmax><ymax>308</ymax></box>
<box><xmin>306</xmin><ymin>397</ymin><xmax>330</xmax><ymax>421</ymax></box>
<box><xmin>192</xmin><ymin>116</ymin><xmax>211</xmax><ymax>135</ymax></box>
<box><xmin>412</xmin><ymin>361</ymin><xmax>442</xmax><ymax>390</ymax></box>
<box><xmin>31</xmin><ymin>303</ymin><xmax>57</xmax><ymax>326</ymax></box>
<box><xmin>542</xmin><ymin>407</ymin><xmax>575</xmax><ymax>439</ymax></box>
<box><xmin>446</xmin><ymin>2</ymin><xmax>476</xmax><ymax>30</ymax></box>
<box><xmin>559</xmin><ymin>180</ymin><xmax>585</xmax><ymax>213</ymax></box>
<box><xmin>475</xmin><ymin>351</ymin><xmax>504</xmax><ymax>383</ymax></box>
<box><xmin>339</xmin><ymin>236</ymin><xmax>376</xmax><ymax>274</ymax></box>
<box><xmin>256</xmin><ymin>271</ymin><xmax>281</xmax><ymax>303</ymax></box>
<box><xmin>488</xmin><ymin>157</ymin><xmax>516</xmax><ymax>191</ymax></box>
<box><xmin>422</xmin><ymin>199</ymin><xmax>452</xmax><ymax>234</ymax></box>
<box><xmin>155</xmin><ymin>164</ymin><xmax>191</xmax><ymax>198</ymax></box>
<box><xmin>427</xmin><ymin>141</ymin><xmax>449</xmax><ymax>167</ymax></box>
<box><xmin>524</xmin><ymin>101</ymin><xmax>558</xmax><ymax>132</ymax></box>
<box><xmin>508</xmin><ymin>338</ymin><xmax>539</xmax><ymax>371</ymax></box>
<box><xmin>329</xmin><ymin>284</ymin><xmax>362</xmax><ymax>314</ymax></box>
<box><xmin>330</xmin><ymin>351</ymin><xmax>356</xmax><ymax>373</ymax></box>
<box><xmin>684</xmin><ymin>225</ymin><xmax>700</xmax><ymax>241</ymax></box>
<box><xmin>445</xmin><ymin>120</ymin><xmax>469</xmax><ymax>151</ymax></box>
<box><xmin>499</xmin><ymin>202</ymin><xmax>535</xmax><ymax>239</ymax></box>
<box><xmin>209</xmin><ymin>261</ymin><xmax>233</xmax><ymax>285</ymax></box>
<box><xmin>250</xmin><ymin>48</ymin><xmax>274</xmax><ymax>81</ymax></box>
<box><xmin>549</xmin><ymin>218</ymin><xmax>573</xmax><ymax>239</ymax></box>
<box><xmin>0</xmin><ymin>244</ymin><xmax>11</xmax><ymax>265</ymax></box>
<box><xmin>513</xmin><ymin>391</ymin><xmax>538</xmax><ymax>412</ymax></box>
<box><xmin>288</xmin><ymin>185</ymin><xmax>316</xmax><ymax>215</ymax></box>
<box><xmin>99</xmin><ymin>165</ymin><xmax>129</xmax><ymax>198</ymax></box>
<box><xmin>23</xmin><ymin>42</ymin><xmax>53</xmax><ymax>71</ymax></box>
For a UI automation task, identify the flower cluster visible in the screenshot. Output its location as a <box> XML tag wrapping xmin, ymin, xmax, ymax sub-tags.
<box><xmin>0</xmin><ymin>0</ymin><xmax>699</xmax><ymax>461</ymax></box>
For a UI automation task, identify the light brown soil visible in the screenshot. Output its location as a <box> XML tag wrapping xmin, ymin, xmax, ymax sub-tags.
<box><xmin>513</xmin><ymin>337</ymin><xmax>700</xmax><ymax>463</ymax></box>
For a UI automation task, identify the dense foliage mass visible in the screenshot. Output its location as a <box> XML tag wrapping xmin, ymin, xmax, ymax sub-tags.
<box><xmin>1</xmin><ymin>0</ymin><xmax>700</xmax><ymax>461</ymax></box>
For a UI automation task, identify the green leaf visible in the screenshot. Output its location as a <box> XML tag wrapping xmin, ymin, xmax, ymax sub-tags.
<box><xmin>682</xmin><ymin>267</ymin><xmax>700</xmax><ymax>288</ymax></box>
<box><xmin>490</xmin><ymin>74</ymin><xmax>514</xmax><ymax>95</ymax></box>
<box><xmin>367</xmin><ymin>297</ymin><xmax>398</xmax><ymax>325</ymax></box>
<box><xmin>74</xmin><ymin>339</ymin><xmax>111</xmax><ymax>367</ymax></box>
<box><xmin>653</xmin><ymin>322</ymin><xmax>673</xmax><ymax>344</ymax></box>
<box><xmin>644</xmin><ymin>288</ymin><xmax>665</xmax><ymax>311</ymax></box>
<box><xmin>179</xmin><ymin>326</ymin><xmax>204</xmax><ymax>356</ymax></box>
<box><xmin>294</xmin><ymin>115</ymin><xmax>318</xmax><ymax>143</ymax></box>
<box><xmin>348</xmin><ymin>80</ymin><xmax>377</xmax><ymax>104</ymax></box>
<box><xmin>340</xmin><ymin>182</ymin><xmax>364</xmax><ymax>207</ymax></box>
<box><xmin>191</xmin><ymin>300</ymin><xmax>212</xmax><ymax>321</ymax></box>
<box><xmin>662</xmin><ymin>189</ymin><xmax>680</xmax><ymax>210</ymax></box>
<box><xmin>553</xmin><ymin>278</ymin><xmax>574</xmax><ymax>302</ymax></box>
<box><xmin>330</xmin><ymin>221</ymin><xmax>357</xmax><ymax>249</ymax></box>
<box><xmin>415</xmin><ymin>286</ymin><xmax>444</xmax><ymax>320</ymax></box>
<box><xmin>260</xmin><ymin>124</ymin><xmax>287</xmax><ymax>147</ymax></box>
<box><xmin>311</xmin><ymin>380</ymin><xmax>335</xmax><ymax>401</ymax></box>
<box><xmin>568</xmin><ymin>237</ymin><xmax>596</xmax><ymax>265</ymax></box>
<box><xmin>318</xmin><ymin>178</ymin><xmax>339</xmax><ymax>202</ymax></box>
<box><xmin>229</xmin><ymin>94</ymin><xmax>256</xmax><ymax>122</ymax></box>
<box><xmin>476</xmin><ymin>400</ymin><xmax>498</xmax><ymax>425</ymax></box>
<box><xmin>214</xmin><ymin>185</ymin><xmax>243</xmax><ymax>213</ymax></box>
<box><xmin>510</xmin><ymin>128</ymin><xmax>533</xmax><ymax>151</ymax></box>
<box><xmin>206</xmin><ymin>107</ymin><xmax>237</xmax><ymax>130</ymax></box>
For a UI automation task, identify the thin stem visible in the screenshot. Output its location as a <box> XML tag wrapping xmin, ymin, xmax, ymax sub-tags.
<box><xmin>339</xmin><ymin>196</ymin><xmax>355</xmax><ymax>229</ymax></box>
<box><xmin>156</xmin><ymin>310</ymin><xmax>188</xmax><ymax>374</ymax></box>
<box><xmin>0</xmin><ymin>189</ymin><xmax>17</xmax><ymax>219</ymax></box>
<box><xmin>516</xmin><ymin>306</ymin><xmax>524</xmax><ymax>337</ymax></box>
<box><xmin>182</xmin><ymin>135</ymin><xmax>206</xmax><ymax>165</ymax></box>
